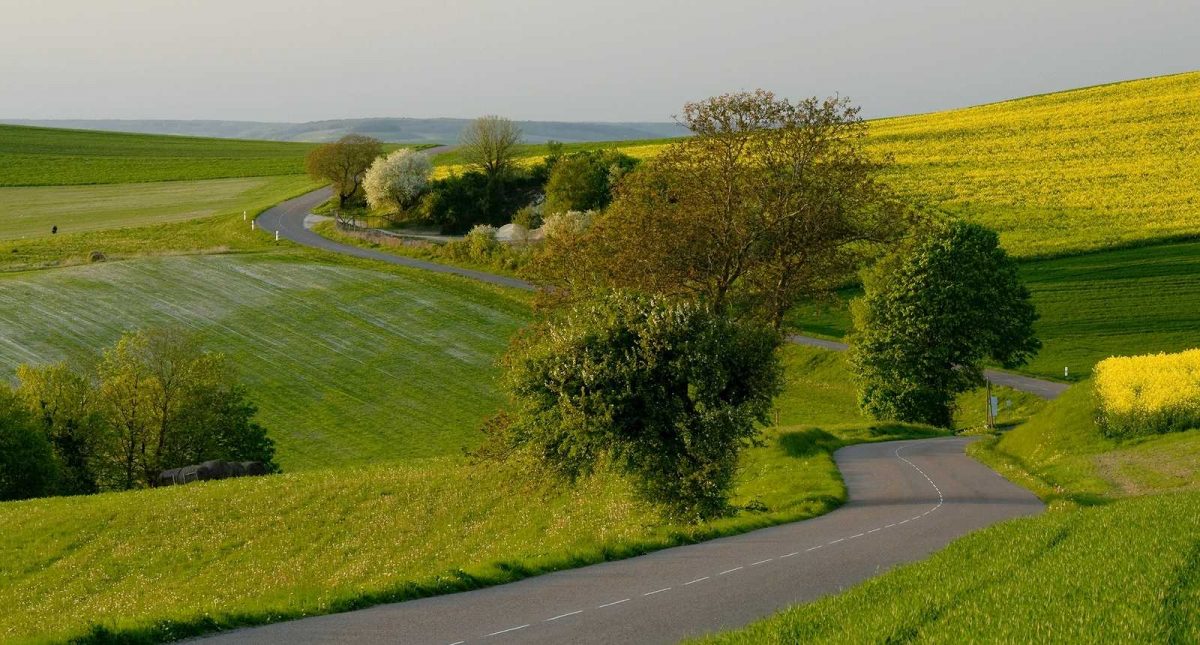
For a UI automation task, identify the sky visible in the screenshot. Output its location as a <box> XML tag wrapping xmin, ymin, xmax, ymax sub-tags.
<box><xmin>2</xmin><ymin>0</ymin><xmax>1197</xmax><ymax>123</ymax></box>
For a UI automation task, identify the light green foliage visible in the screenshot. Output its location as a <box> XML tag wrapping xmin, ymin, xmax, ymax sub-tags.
<box><xmin>697</xmin><ymin>492</ymin><xmax>1200</xmax><ymax>644</ymax></box>
<box><xmin>0</xmin><ymin>175</ymin><xmax>316</xmax><ymax>241</ymax></box>
<box><xmin>0</xmin><ymin>124</ymin><xmax>317</xmax><ymax>186</ymax></box>
<box><xmin>849</xmin><ymin>221</ymin><xmax>1040</xmax><ymax>427</ymax></box>
<box><xmin>500</xmin><ymin>292</ymin><xmax>782</xmax><ymax>520</ymax></box>
<box><xmin>0</xmin><ymin>254</ymin><xmax>529</xmax><ymax>470</ymax></box>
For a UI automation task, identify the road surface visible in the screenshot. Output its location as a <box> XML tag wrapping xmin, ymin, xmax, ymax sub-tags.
<box><xmin>259</xmin><ymin>187</ymin><xmax>1069</xmax><ymax>400</ymax></box>
<box><xmin>196</xmin><ymin>437</ymin><xmax>1042</xmax><ymax>644</ymax></box>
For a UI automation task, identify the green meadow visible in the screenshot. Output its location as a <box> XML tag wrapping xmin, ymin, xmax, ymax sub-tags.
<box><xmin>0</xmin><ymin>124</ymin><xmax>317</xmax><ymax>186</ymax></box>
<box><xmin>0</xmin><ymin>253</ymin><xmax>530</xmax><ymax>470</ymax></box>
<box><xmin>0</xmin><ymin>345</ymin><xmax>946</xmax><ymax>644</ymax></box>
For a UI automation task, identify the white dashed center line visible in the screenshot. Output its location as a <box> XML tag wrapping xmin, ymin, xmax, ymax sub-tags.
<box><xmin>545</xmin><ymin>610</ymin><xmax>582</xmax><ymax>622</ymax></box>
<box><xmin>643</xmin><ymin>587</ymin><xmax>671</xmax><ymax>596</ymax></box>
<box><xmin>719</xmin><ymin>566</ymin><xmax>744</xmax><ymax>575</ymax></box>
<box><xmin>486</xmin><ymin>624</ymin><xmax>529</xmax><ymax>637</ymax></box>
<box><xmin>597</xmin><ymin>598</ymin><xmax>630</xmax><ymax>608</ymax></box>
<box><xmin>683</xmin><ymin>576</ymin><xmax>710</xmax><ymax>586</ymax></box>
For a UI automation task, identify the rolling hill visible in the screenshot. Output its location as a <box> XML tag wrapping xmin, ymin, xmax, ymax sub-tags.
<box><xmin>1</xmin><ymin>118</ymin><xmax>689</xmax><ymax>144</ymax></box>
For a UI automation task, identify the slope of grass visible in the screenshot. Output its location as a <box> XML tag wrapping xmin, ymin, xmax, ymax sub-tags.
<box><xmin>0</xmin><ymin>124</ymin><xmax>318</xmax><ymax>186</ymax></box>
<box><xmin>786</xmin><ymin>241</ymin><xmax>1200</xmax><ymax>380</ymax></box>
<box><xmin>0</xmin><ymin>343</ymin><xmax>944</xmax><ymax>644</ymax></box>
<box><xmin>0</xmin><ymin>253</ymin><xmax>530</xmax><ymax>470</ymax></box>
<box><xmin>976</xmin><ymin>381</ymin><xmax>1200</xmax><ymax>503</ymax></box>
<box><xmin>697</xmin><ymin>491</ymin><xmax>1200</xmax><ymax>644</ymax></box>
<box><xmin>0</xmin><ymin>175</ymin><xmax>316</xmax><ymax>241</ymax></box>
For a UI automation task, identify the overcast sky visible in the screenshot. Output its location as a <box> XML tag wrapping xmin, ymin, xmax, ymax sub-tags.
<box><xmin>2</xmin><ymin>0</ymin><xmax>1197</xmax><ymax>123</ymax></box>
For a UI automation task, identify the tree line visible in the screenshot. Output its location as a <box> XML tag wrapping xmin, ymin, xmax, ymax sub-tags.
<box><xmin>305</xmin><ymin>118</ymin><xmax>638</xmax><ymax>234</ymax></box>
<box><xmin>0</xmin><ymin>329</ymin><xmax>277</xmax><ymax>501</ymax></box>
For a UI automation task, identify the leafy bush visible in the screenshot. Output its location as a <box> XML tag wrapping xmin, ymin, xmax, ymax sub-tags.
<box><xmin>362</xmin><ymin>149</ymin><xmax>431</xmax><ymax>215</ymax></box>
<box><xmin>0</xmin><ymin>387</ymin><xmax>59</xmax><ymax>501</ymax></box>
<box><xmin>496</xmin><ymin>292</ymin><xmax>783</xmax><ymax>521</ymax></box>
<box><xmin>421</xmin><ymin>168</ymin><xmax>547</xmax><ymax>234</ymax></box>
<box><xmin>543</xmin><ymin>149</ymin><xmax>638</xmax><ymax>215</ymax></box>
<box><xmin>1094</xmin><ymin>348</ymin><xmax>1200</xmax><ymax>437</ymax></box>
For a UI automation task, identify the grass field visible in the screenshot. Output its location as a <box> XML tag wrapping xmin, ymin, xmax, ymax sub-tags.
<box><xmin>787</xmin><ymin>241</ymin><xmax>1200</xmax><ymax>380</ymax></box>
<box><xmin>0</xmin><ymin>345</ymin><xmax>945</xmax><ymax>644</ymax></box>
<box><xmin>0</xmin><ymin>253</ymin><xmax>530</xmax><ymax>470</ymax></box>
<box><xmin>0</xmin><ymin>175</ymin><xmax>316</xmax><ymax>241</ymax></box>
<box><xmin>0</xmin><ymin>124</ymin><xmax>317</xmax><ymax>186</ymax></box>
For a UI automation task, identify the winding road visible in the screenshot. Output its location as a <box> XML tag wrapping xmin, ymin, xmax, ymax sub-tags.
<box><xmin>188</xmin><ymin>190</ymin><xmax>1057</xmax><ymax>643</ymax></box>
<box><xmin>259</xmin><ymin>187</ymin><xmax>1069</xmax><ymax>400</ymax></box>
<box><xmin>197</xmin><ymin>438</ymin><xmax>1042</xmax><ymax>644</ymax></box>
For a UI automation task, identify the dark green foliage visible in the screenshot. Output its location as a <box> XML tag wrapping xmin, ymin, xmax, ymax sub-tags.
<box><xmin>543</xmin><ymin>149</ymin><xmax>638</xmax><ymax>215</ymax></box>
<box><xmin>0</xmin><ymin>388</ymin><xmax>60</xmax><ymax>501</ymax></box>
<box><xmin>422</xmin><ymin>169</ymin><xmax>546</xmax><ymax>234</ymax></box>
<box><xmin>174</xmin><ymin>383</ymin><xmax>279</xmax><ymax>473</ymax></box>
<box><xmin>849</xmin><ymin>221</ymin><xmax>1040</xmax><ymax>427</ymax></box>
<box><xmin>499</xmin><ymin>292</ymin><xmax>783</xmax><ymax>520</ymax></box>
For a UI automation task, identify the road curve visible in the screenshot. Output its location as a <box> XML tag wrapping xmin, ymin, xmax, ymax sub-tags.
<box><xmin>260</xmin><ymin>187</ymin><xmax>1069</xmax><ymax>400</ymax></box>
<box><xmin>195</xmin><ymin>437</ymin><xmax>1042</xmax><ymax>644</ymax></box>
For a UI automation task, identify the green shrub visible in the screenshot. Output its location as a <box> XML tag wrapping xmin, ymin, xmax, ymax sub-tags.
<box><xmin>0</xmin><ymin>388</ymin><xmax>59</xmax><ymax>501</ymax></box>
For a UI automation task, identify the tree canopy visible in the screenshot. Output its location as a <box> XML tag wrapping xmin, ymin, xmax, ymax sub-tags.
<box><xmin>305</xmin><ymin>134</ymin><xmax>383</xmax><ymax>207</ymax></box>
<box><xmin>493</xmin><ymin>292</ymin><xmax>782</xmax><ymax>520</ymax></box>
<box><xmin>458</xmin><ymin>115</ymin><xmax>522</xmax><ymax>180</ymax></box>
<box><xmin>525</xmin><ymin>90</ymin><xmax>911</xmax><ymax>329</ymax></box>
<box><xmin>848</xmin><ymin>220</ymin><xmax>1041</xmax><ymax>427</ymax></box>
<box><xmin>363</xmin><ymin>148</ymin><xmax>432</xmax><ymax>215</ymax></box>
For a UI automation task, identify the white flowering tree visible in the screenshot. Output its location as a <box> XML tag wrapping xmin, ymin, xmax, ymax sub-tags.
<box><xmin>362</xmin><ymin>149</ymin><xmax>433</xmax><ymax>216</ymax></box>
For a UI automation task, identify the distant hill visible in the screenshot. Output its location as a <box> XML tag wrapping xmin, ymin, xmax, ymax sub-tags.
<box><xmin>0</xmin><ymin>118</ymin><xmax>688</xmax><ymax>144</ymax></box>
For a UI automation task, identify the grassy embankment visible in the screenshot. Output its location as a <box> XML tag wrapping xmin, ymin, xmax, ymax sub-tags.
<box><xmin>0</xmin><ymin>345</ymin><xmax>947</xmax><ymax>644</ymax></box>
<box><xmin>697</xmin><ymin>377</ymin><xmax>1200</xmax><ymax>644</ymax></box>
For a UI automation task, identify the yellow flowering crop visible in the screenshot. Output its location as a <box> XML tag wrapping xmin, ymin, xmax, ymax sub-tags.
<box><xmin>1094</xmin><ymin>348</ymin><xmax>1200</xmax><ymax>437</ymax></box>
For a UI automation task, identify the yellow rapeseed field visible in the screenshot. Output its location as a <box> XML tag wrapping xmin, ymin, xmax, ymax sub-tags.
<box><xmin>1094</xmin><ymin>348</ymin><xmax>1200</xmax><ymax>436</ymax></box>
<box><xmin>454</xmin><ymin>72</ymin><xmax>1198</xmax><ymax>258</ymax></box>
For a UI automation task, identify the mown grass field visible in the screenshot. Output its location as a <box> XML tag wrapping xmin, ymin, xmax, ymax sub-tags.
<box><xmin>0</xmin><ymin>253</ymin><xmax>530</xmax><ymax>470</ymax></box>
<box><xmin>0</xmin><ymin>124</ymin><xmax>317</xmax><ymax>186</ymax></box>
<box><xmin>0</xmin><ymin>344</ymin><xmax>945</xmax><ymax>644</ymax></box>
<box><xmin>0</xmin><ymin>175</ymin><xmax>316</xmax><ymax>241</ymax></box>
<box><xmin>787</xmin><ymin>241</ymin><xmax>1200</xmax><ymax>380</ymax></box>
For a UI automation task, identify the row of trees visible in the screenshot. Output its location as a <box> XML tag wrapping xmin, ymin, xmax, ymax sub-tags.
<box><xmin>479</xmin><ymin>90</ymin><xmax>1040</xmax><ymax>521</ymax></box>
<box><xmin>0</xmin><ymin>329</ymin><xmax>277</xmax><ymax>501</ymax></box>
<box><xmin>305</xmin><ymin>118</ymin><xmax>640</xmax><ymax>234</ymax></box>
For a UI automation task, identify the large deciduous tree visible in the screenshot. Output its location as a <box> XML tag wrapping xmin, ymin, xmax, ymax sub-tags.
<box><xmin>493</xmin><ymin>292</ymin><xmax>782</xmax><ymax>521</ymax></box>
<box><xmin>458</xmin><ymin>115</ymin><xmax>522</xmax><ymax>181</ymax></box>
<box><xmin>305</xmin><ymin>134</ymin><xmax>383</xmax><ymax>207</ymax></box>
<box><xmin>847</xmin><ymin>221</ymin><xmax>1041</xmax><ymax>427</ymax></box>
<box><xmin>527</xmin><ymin>91</ymin><xmax>911</xmax><ymax>329</ymax></box>
<box><xmin>543</xmin><ymin>149</ymin><xmax>638</xmax><ymax>215</ymax></box>
<box><xmin>363</xmin><ymin>149</ymin><xmax>432</xmax><ymax>216</ymax></box>
<box><xmin>0</xmin><ymin>387</ymin><xmax>59</xmax><ymax>501</ymax></box>
<box><xmin>16</xmin><ymin>362</ymin><xmax>107</xmax><ymax>495</ymax></box>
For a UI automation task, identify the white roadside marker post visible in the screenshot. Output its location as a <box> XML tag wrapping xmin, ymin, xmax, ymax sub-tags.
<box><xmin>243</xmin><ymin>210</ymin><xmax>246</xmax><ymax>221</ymax></box>
<box><xmin>275</xmin><ymin>230</ymin><xmax>279</xmax><ymax>242</ymax></box>
<box><xmin>1064</xmin><ymin>366</ymin><xmax>1069</xmax><ymax>378</ymax></box>
<box><xmin>251</xmin><ymin>220</ymin><xmax>255</xmax><ymax>231</ymax></box>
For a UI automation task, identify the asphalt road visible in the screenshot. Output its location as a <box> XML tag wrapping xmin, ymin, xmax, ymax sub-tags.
<box><xmin>260</xmin><ymin>187</ymin><xmax>1070</xmax><ymax>400</ymax></box>
<box><xmin>196</xmin><ymin>437</ymin><xmax>1042</xmax><ymax>644</ymax></box>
